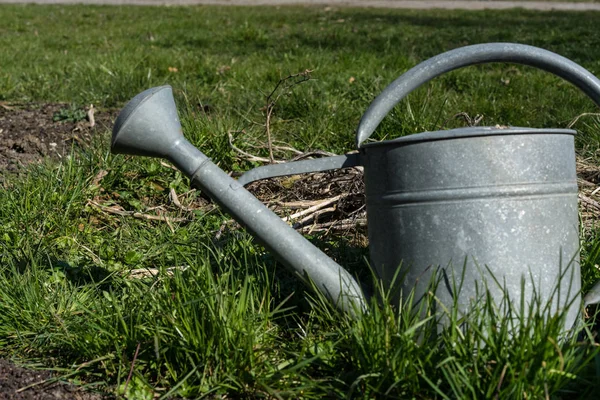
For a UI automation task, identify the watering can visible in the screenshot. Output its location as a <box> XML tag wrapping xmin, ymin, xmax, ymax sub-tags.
<box><xmin>112</xmin><ymin>43</ymin><xmax>600</xmax><ymax>328</ymax></box>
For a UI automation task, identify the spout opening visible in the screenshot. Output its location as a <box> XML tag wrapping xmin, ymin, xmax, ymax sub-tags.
<box><xmin>111</xmin><ymin>85</ymin><xmax>173</xmax><ymax>154</ymax></box>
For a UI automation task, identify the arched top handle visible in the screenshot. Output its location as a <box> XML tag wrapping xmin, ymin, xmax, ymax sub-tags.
<box><xmin>356</xmin><ymin>43</ymin><xmax>600</xmax><ymax>147</ymax></box>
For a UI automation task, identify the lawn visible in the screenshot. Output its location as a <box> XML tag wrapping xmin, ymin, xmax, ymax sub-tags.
<box><xmin>2</xmin><ymin>3</ymin><xmax>600</xmax><ymax>398</ymax></box>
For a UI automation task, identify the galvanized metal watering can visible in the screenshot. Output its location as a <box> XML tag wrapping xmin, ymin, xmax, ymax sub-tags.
<box><xmin>112</xmin><ymin>43</ymin><xmax>600</xmax><ymax>328</ymax></box>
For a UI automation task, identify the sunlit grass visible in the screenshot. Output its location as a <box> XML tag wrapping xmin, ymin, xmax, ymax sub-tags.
<box><xmin>2</xmin><ymin>3</ymin><xmax>600</xmax><ymax>398</ymax></box>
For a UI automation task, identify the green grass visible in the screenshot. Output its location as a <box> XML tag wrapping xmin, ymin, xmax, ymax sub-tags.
<box><xmin>2</xmin><ymin>3</ymin><xmax>600</xmax><ymax>398</ymax></box>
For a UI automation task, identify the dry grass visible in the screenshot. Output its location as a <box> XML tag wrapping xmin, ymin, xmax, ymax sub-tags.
<box><xmin>234</xmin><ymin>153</ymin><xmax>600</xmax><ymax>243</ymax></box>
<box><xmin>578</xmin><ymin>156</ymin><xmax>600</xmax><ymax>234</ymax></box>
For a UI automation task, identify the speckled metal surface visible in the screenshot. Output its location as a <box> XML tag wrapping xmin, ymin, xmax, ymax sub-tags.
<box><xmin>353</xmin><ymin>43</ymin><xmax>596</xmax><ymax>330</ymax></box>
<box><xmin>362</xmin><ymin>128</ymin><xmax>581</xmax><ymax>328</ymax></box>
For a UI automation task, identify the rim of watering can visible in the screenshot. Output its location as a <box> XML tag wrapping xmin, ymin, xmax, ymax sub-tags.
<box><xmin>359</xmin><ymin>126</ymin><xmax>576</xmax><ymax>148</ymax></box>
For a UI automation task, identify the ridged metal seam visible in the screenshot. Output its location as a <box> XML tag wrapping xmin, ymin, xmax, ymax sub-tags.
<box><xmin>372</xmin><ymin>182</ymin><xmax>578</xmax><ymax>205</ymax></box>
<box><xmin>359</xmin><ymin>127</ymin><xmax>576</xmax><ymax>149</ymax></box>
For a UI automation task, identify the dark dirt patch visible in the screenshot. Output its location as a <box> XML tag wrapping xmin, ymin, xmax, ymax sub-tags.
<box><xmin>0</xmin><ymin>358</ymin><xmax>111</xmax><ymax>400</ymax></box>
<box><xmin>0</xmin><ymin>103</ymin><xmax>117</xmax><ymax>398</ymax></box>
<box><xmin>0</xmin><ymin>102</ymin><xmax>116</xmax><ymax>174</ymax></box>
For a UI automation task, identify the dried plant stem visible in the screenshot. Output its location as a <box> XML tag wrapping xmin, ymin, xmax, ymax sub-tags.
<box><xmin>289</xmin><ymin>149</ymin><xmax>338</xmax><ymax>161</ymax></box>
<box><xmin>298</xmin><ymin>218</ymin><xmax>367</xmax><ymax>233</ymax></box>
<box><xmin>244</xmin><ymin>140</ymin><xmax>304</xmax><ymax>156</ymax></box>
<box><xmin>268</xmin><ymin>143</ymin><xmax>304</xmax><ymax>155</ymax></box>
<box><xmin>292</xmin><ymin>206</ymin><xmax>337</xmax><ymax>228</ymax></box>
<box><xmin>0</xmin><ymin>101</ymin><xmax>14</xmax><ymax>110</ymax></box>
<box><xmin>264</xmin><ymin>69</ymin><xmax>312</xmax><ymax>163</ymax></box>
<box><xmin>169</xmin><ymin>188</ymin><xmax>199</xmax><ymax>213</ymax></box>
<box><xmin>265</xmin><ymin>105</ymin><xmax>275</xmax><ymax>163</ymax></box>
<box><xmin>128</xmin><ymin>265</ymin><xmax>188</xmax><ymax>279</ymax></box>
<box><xmin>282</xmin><ymin>194</ymin><xmax>344</xmax><ymax>222</ymax></box>
<box><xmin>495</xmin><ymin>363</ymin><xmax>509</xmax><ymax>400</ymax></box>
<box><xmin>123</xmin><ymin>343</ymin><xmax>141</xmax><ymax>395</ymax></box>
<box><xmin>228</xmin><ymin>131</ymin><xmax>283</xmax><ymax>164</ymax></box>
<box><xmin>87</xmin><ymin>104</ymin><xmax>95</xmax><ymax>128</ymax></box>
<box><xmin>271</xmin><ymin>199</ymin><xmax>327</xmax><ymax>209</ymax></box>
<box><xmin>160</xmin><ymin>161</ymin><xmax>179</xmax><ymax>172</ymax></box>
<box><xmin>441</xmin><ymin>111</ymin><xmax>484</xmax><ymax>129</ymax></box>
<box><xmin>87</xmin><ymin>200</ymin><xmax>190</xmax><ymax>224</ymax></box>
<box><xmin>579</xmin><ymin>193</ymin><xmax>600</xmax><ymax>211</ymax></box>
<box><xmin>567</xmin><ymin>112</ymin><xmax>600</xmax><ymax>128</ymax></box>
<box><xmin>578</xmin><ymin>178</ymin><xmax>596</xmax><ymax>188</ymax></box>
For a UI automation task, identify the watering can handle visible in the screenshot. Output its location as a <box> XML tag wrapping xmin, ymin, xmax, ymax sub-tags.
<box><xmin>356</xmin><ymin>42</ymin><xmax>600</xmax><ymax>147</ymax></box>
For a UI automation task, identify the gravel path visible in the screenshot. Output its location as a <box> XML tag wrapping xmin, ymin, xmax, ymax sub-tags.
<box><xmin>0</xmin><ymin>0</ymin><xmax>599</xmax><ymax>11</ymax></box>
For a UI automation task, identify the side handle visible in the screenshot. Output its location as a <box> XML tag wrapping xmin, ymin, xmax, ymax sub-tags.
<box><xmin>237</xmin><ymin>153</ymin><xmax>361</xmax><ymax>186</ymax></box>
<box><xmin>356</xmin><ymin>42</ymin><xmax>600</xmax><ymax>147</ymax></box>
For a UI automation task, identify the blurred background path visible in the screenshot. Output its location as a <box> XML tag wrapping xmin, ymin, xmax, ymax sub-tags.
<box><xmin>0</xmin><ymin>0</ymin><xmax>599</xmax><ymax>11</ymax></box>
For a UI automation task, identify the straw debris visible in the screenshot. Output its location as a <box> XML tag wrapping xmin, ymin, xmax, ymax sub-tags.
<box><xmin>242</xmin><ymin>154</ymin><xmax>600</xmax><ymax>240</ymax></box>
<box><xmin>577</xmin><ymin>156</ymin><xmax>600</xmax><ymax>234</ymax></box>
<box><xmin>247</xmin><ymin>165</ymin><xmax>367</xmax><ymax>237</ymax></box>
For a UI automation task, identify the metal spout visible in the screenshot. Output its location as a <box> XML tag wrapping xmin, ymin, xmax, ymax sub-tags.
<box><xmin>111</xmin><ymin>86</ymin><xmax>366</xmax><ymax>314</ymax></box>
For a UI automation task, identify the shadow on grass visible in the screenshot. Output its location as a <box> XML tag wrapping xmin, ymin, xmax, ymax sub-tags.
<box><xmin>207</xmin><ymin>226</ymin><xmax>370</xmax><ymax>314</ymax></box>
<box><xmin>49</xmin><ymin>259</ymin><xmax>114</xmax><ymax>289</ymax></box>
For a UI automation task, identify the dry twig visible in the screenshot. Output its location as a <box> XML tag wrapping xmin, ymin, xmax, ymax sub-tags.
<box><xmin>169</xmin><ymin>187</ymin><xmax>199</xmax><ymax>213</ymax></box>
<box><xmin>441</xmin><ymin>111</ymin><xmax>484</xmax><ymax>129</ymax></box>
<box><xmin>579</xmin><ymin>193</ymin><xmax>600</xmax><ymax>211</ymax></box>
<box><xmin>128</xmin><ymin>265</ymin><xmax>188</xmax><ymax>279</ymax></box>
<box><xmin>578</xmin><ymin>178</ymin><xmax>596</xmax><ymax>188</ymax></box>
<box><xmin>87</xmin><ymin>200</ymin><xmax>191</xmax><ymax>228</ymax></box>
<box><xmin>567</xmin><ymin>112</ymin><xmax>600</xmax><ymax>129</ymax></box>
<box><xmin>289</xmin><ymin>149</ymin><xmax>338</xmax><ymax>161</ymax></box>
<box><xmin>123</xmin><ymin>343</ymin><xmax>141</xmax><ymax>395</ymax></box>
<box><xmin>292</xmin><ymin>206</ymin><xmax>337</xmax><ymax>228</ymax></box>
<box><xmin>160</xmin><ymin>161</ymin><xmax>180</xmax><ymax>172</ymax></box>
<box><xmin>228</xmin><ymin>131</ymin><xmax>283</xmax><ymax>164</ymax></box>
<box><xmin>264</xmin><ymin>69</ymin><xmax>313</xmax><ymax>163</ymax></box>
<box><xmin>270</xmin><ymin>199</ymin><xmax>327</xmax><ymax>209</ymax></box>
<box><xmin>244</xmin><ymin>140</ymin><xmax>304</xmax><ymax>156</ymax></box>
<box><xmin>282</xmin><ymin>194</ymin><xmax>344</xmax><ymax>222</ymax></box>
<box><xmin>298</xmin><ymin>218</ymin><xmax>367</xmax><ymax>233</ymax></box>
<box><xmin>87</xmin><ymin>104</ymin><xmax>95</xmax><ymax>128</ymax></box>
<box><xmin>0</xmin><ymin>101</ymin><xmax>14</xmax><ymax>110</ymax></box>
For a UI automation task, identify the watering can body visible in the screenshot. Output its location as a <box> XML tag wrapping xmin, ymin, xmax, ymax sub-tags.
<box><xmin>361</xmin><ymin>127</ymin><xmax>580</xmax><ymax>326</ymax></box>
<box><xmin>111</xmin><ymin>43</ymin><xmax>599</xmax><ymax>330</ymax></box>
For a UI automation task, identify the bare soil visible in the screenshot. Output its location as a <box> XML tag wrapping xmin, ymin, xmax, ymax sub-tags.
<box><xmin>0</xmin><ymin>103</ymin><xmax>116</xmax><ymax>398</ymax></box>
<box><xmin>0</xmin><ymin>358</ymin><xmax>111</xmax><ymax>400</ymax></box>
<box><xmin>0</xmin><ymin>102</ymin><xmax>115</xmax><ymax>175</ymax></box>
